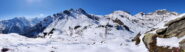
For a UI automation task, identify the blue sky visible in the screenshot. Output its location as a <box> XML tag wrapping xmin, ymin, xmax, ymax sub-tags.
<box><xmin>0</xmin><ymin>0</ymin><xmax>185</xmax><ymax>19</ymax></box>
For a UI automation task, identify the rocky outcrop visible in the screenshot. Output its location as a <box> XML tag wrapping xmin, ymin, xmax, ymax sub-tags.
<box><xmin>1</xmin><ymin>48</ymin><xmax>9</xmax><ymax>52</ymax></box>
<box><xmin>142</xmin><ymin>15</ymin><xmax>185</xmax><ymax>52</ymax></box>
<box><xmin>132</xmin><ymin>32</ymin><xmax>141</xmax><ymax>45</ymax></box>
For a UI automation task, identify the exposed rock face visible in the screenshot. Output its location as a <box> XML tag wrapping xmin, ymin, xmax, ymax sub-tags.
<box><xmin>142</xmin><ymin>15</ymin><xmax>185</xmax><ymax>52</ymax></box>
<box><xmin>156</xmin><ymin>28</ymin><xmax>167</xmax><ymax>35</ymax></box>
<box><xmin>132</xmin><ymin>32</ymin><xmax>141</xmax><ymax>45</ymax></box>
<box><xmin>180</xmin><ymin>39</ymin><xmax>185</xmax><ymax>52</ymax></box>
<box><xmin>164</xmin><ymin>16</ymin><xmax>185</xmax><ymax>38</ymax></box>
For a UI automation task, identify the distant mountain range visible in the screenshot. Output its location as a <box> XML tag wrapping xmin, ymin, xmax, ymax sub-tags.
<box><xmin>0</xmin><ymin>8</ymin><xmax>179</xmax><ymax>38</ymax></box>
<box><xmin>1</xmin><ymin>8</ymin><xmax>185</xmax><ymax>52</ymax></box>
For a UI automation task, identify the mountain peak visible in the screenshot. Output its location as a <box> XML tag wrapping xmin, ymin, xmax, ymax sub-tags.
<box><xmin>155</xmin><ymin>9</ymin><xmax>169</xmax><ymax>14</ymax></box>
<box><xmin>135</xmin><ymin>12</ymin><xmax>145</xmax><ymax>16</ymax></box>
<box><xmin>155</xmin><ymin>9</ymin><xmax>168</xmax><ymax>12</ymax></box>
<box><xmin>62</xmin><ymin>8</ymin><xmax>87</xmax><ymax>15</ymax></box>
<box><xmin>77</xmin><ymin>8</ymin><xmax>87</xmax><ymax>14</ymax></box>
<box><xmin>107</xmin><ymin>10</ymin><xmax>132</xmax><ymax>18</ymax></box>
<box><xmin>150</xmin><ymin>9</ymin><xmax>178</xmax><ymax>15</ymax></box>
<box><xmin>14</xmin><ymin>17</ymin><xmax>26</xmax><ymax>20</ymax></box>
<box><xmin>112</xmin><ymin>10</ymin><xmax>130</xmax><ymax>14</ymax></box>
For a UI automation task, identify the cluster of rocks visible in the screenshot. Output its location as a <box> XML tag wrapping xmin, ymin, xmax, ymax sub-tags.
<box><xmin>141</xmin><ymin>15</ymin><xmax>185</xmax><ymax>52</ymax></box>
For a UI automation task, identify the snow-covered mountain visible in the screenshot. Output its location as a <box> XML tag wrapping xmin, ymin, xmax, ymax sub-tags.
<box><xmin>0</xmin><ymin>17</ymin><xmax>43</xmax><ymax>36</ymax></box>
<box><xmin>29</xmin><ymin>17</ymin><xmax>44</xmax><ymax>26</ymax></box>
<box><xmin>0</xmin><ymin>17</ymin><xmax>32</xmax><ymax>35</ymax></box>
<box><xmin>36</xmin><ymin>9</ymin><xmax>178</xmax><ymax>38</ymax></box>
<box><xmin>36</xmin><ymin>9</ymin><xmax>135</xmax><ymax>40</ymax></box>
<box><xmin>0</xmin><ymin>9</ymin><xmax>178</xmax><ymax>38</ymax></box>
<box><xmin>0</xmin><ymin>8</ymin><xmax>182</xmax><ymax>52</ymax></box>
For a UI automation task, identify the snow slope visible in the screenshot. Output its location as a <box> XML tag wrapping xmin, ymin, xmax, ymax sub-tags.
<box><xmin>0</xmin><ymin>33</ymin><xmax>147</xmax><ymax>52</ymax></box>
<box><xmin>0</xmin><ymin>9</ymin><xmax>181</xmax><ymax>52</ymax></box>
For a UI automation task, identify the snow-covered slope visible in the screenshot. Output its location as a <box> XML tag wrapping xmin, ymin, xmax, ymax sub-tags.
<box><xmin>0</xmin><ymin>9</ymin><xmax>181</xmax><ymax>52</ymax></box>
<box><xmin>0</xmin><ymin>33</ymin><xmax>147</xmax><ymax>52</ymax></box>
<box><xmin>36</xmin><ymin>9</ymin><xmax>135</xmax><ymax>42</ymax></box>
<box><xmin>133</xmin><ymin>9</ymin><xmax>178</xmax><ymax>29</ymax></box>
<box><xmin>29</xmin><ymin>17</ymin><xmax>44</xmax><ymax>26</ymax></box>
<box><xmin>107</xmin><ymin>9</ymin><xmax>178</xmax><ymax>34</ymax></box>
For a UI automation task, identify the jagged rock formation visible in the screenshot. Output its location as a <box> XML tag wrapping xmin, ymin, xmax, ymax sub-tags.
<box><xmin>132</xmin><ymin>32</ymin><xmax>141</xmax><ymax>45</ymax></box>
<box><xmin>142</xmin><ymin>15</ymin><xmax>185</xmax><ymax>52</ymax></box>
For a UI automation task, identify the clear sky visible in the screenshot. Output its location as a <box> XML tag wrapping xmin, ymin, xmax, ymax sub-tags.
<box><xmin>0</xmin><ymin>0</ymin><xmax>185</xmax><ymax>19</ymax></box>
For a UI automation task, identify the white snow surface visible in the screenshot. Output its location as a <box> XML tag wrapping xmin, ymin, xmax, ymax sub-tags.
<box><xmin>0</xmin><ymin>33</ymin><xmax>147</xmax><ymax>52</ymax></box>
<box><xmin>157</xmin><ymin>37</ymin><xmax>179</xmax><ymax>48</ymax></box>
<box><xmin>157</xmin><ymin>36</ymin><xmax>185</xmax><ymax>48</ymax></box>
<box><xmin>0</xmin><ymin>9</ymin><xmax>182</xmax><ymax>52</ymax></box>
